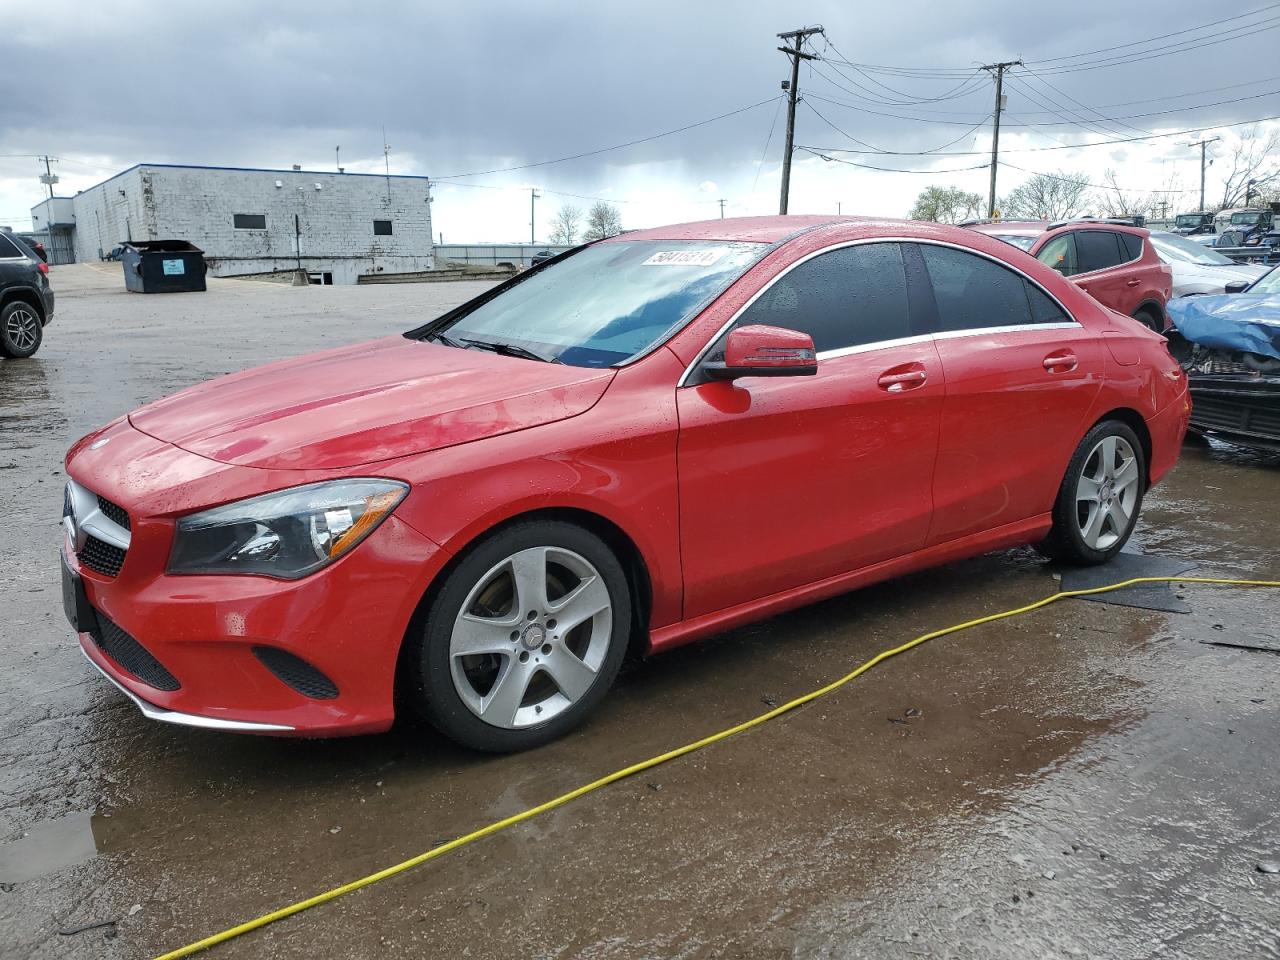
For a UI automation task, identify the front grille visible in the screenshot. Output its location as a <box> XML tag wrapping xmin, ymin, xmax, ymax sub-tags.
<box><xmin>253</xmin><ymin>647</ymin><xmax>339</xmax><ymax>700</ymax></box>
<box><xmin>96</xmin><ymin>495</ymin><xmax>131</xmax><ymax>531</ymax></box>
<box><xmin>92</xmin><ymin>612</ymin><xmax>180</xmax><ymax>691</ymax></box>
<box><xmin>78</xmin><ymin>535</ymin><xmax>126</xmax><ymax>577</ymax></box>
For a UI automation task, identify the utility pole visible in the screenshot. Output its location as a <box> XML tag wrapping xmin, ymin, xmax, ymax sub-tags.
<box><xmin>718</xmin><ymin>199</ymin><xmax>726</xmax><ymax>218</ymax></box>
<box><xmin>336</xmin><ymin>146</ymin><xmax>340</xmax><ymax>172</ymax></box>
<box><xmin>382</xmin><ymin>127</ymin><xmax>393</xmax><ymax>201</ymax></box>
<box><xmin>981</xmin><ymin>60</ymin><xmax>1021</xmax><ymax>218</ymax></box>
<box><xmin>38</xmin><ymin>156</ymin><xmax>58</xmax><ymax>259</ymax></box>
<box><xmin>837</xmin><ymin>201</ymin><xmax>842</xmax><ymax>215</ymax></box>
<box><xmin>1189</xmin><ymin>136</ymin><xmax>1219</xmax><ymax>212</ymax></box>
<box><xmin>530</xmin><ymin>188</ymin><xmax>540</xmax><ymax>243</ymax></box>
<box><xmin>1246</xmin><ymin>178</ymin><xmax>1257</xmax><ymax>207</ymax></box>
<box><xmin>777</xmin><ymin>24</ymin><xmax>823</xmax><ymax>215</ymax></box>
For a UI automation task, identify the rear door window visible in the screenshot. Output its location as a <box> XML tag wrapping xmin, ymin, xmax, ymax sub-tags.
<box><xmin>921</xmin><ymin>244</ymin><xmax>1042</xmax><ymax>332</ymax></box>
<box><xmin>1074</xmin><ymin>230</ymin><xmax>1124</xmax><ymax>273</ymax></box>
<box><xmin>1118</xmin><ymin>232</ymin><xmax>1143</xmax><ymax>261</ymax></box>
<box><xmin>1037</xmin><ymin>233</ymin><xmax>1077</xmax><ymax>277</ymax></box>
<box><xmin>0</xmin><ymin>234</ymin><xmax>24</xmax><ymax>258</ymax></box>
<box><xmin>736</xmin><ymin>242</ymin><xmax>913</xmax><ymax>352</ymax></box>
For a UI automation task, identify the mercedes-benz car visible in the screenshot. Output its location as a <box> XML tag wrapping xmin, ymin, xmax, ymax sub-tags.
<box><xmin>62</xmin><ymin>216</ymin><xmax>1190</xmax><ymax>751</ymax></box>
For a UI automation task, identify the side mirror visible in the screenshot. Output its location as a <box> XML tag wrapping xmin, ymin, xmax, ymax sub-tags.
<box><xmin>1225</xmin><ymin>280</ymin><xmax>1251</xmax><ymax>294</ymax></box>
<box><xmin>704</xmin><ymin>324</ymin><xmax>818</xmax><ymax>380</ymax></box>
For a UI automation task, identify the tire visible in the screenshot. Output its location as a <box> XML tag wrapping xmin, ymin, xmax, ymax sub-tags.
<box><xmin>410</xmin><ymin>520</ymin><xmax>632</xmax><ymax>752</ymax></box>
<box><xmin>1132</xmin><ymin>305</ymin><xmax>1163</xmax><ymax>333</ymax></box>
<box><xmin>0</xmin><ymin>301</ymin><xmax>43</xmax><ymax>359</ymax></box>
<box><xmin>1039</xmin><ymin>420</ymin><xmax>1146</xmax><ymax>566</ymax></box>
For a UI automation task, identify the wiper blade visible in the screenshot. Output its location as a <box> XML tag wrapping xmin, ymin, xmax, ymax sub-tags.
<box><xmin>461</xmin><ymin>338</ymin><xmax>560</xmax><ymax>364</ymax></box>
<box><xmin>424</xmin><ymin>330</ymin><xmax>469</xmax><ymax>349</ymax></box>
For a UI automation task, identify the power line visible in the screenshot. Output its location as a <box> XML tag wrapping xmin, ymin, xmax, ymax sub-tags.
<box><xmin>1025</xmin><ymin>4</ymin><xmax>1280</xmax><ymax>65</ymax></box>
<box><xmin>800</xmin><ymin>107</ymin><xmax>1280</xmax><ymax>157</ymax></box>
<box><xmin>995</xmin><ymin>161</ymin><xmax>1189</xmax><ymax>193</ymax></box>
<box><xmin>751</xmin><ymin>95</ymin><xmax>786</xmax><ymax>194</ymax></box>
<box><xmin>819</xmin><ymin>6</ymin><xmax>1280</xmax><ymax>77</ymax></box>
<box><xmin>803</xmin><ymin>99</ymin><xmax>988</xmax><ymax>156</ymax></box>
<box><xmin>434</xmin><ymin>97</ymin><xmax>779</xmax><ymax>180</ymax></box>
<box><xmin>799</xmin><ymin>147</ymin><xmax>990</xmax><ymax>174</ymax></box>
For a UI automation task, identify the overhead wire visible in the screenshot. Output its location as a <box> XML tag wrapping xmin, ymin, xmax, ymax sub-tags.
<box><xmin>433</xmin><ymin>97</ymin><xmax>780</xmax><ymax>179</ymax></box>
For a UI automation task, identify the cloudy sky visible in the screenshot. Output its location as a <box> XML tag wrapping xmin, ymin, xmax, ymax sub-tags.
<box><xmin>2</xmin><ymin>0</ymin><xmax>1279</xmax><ymax>240</ymax></box>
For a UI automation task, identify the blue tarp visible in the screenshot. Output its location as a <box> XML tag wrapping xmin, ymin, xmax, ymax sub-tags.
<box><xmin>1166</xmin><ymin>293</ymin><xmax>1280</xmax><ymax>362</ymax></box>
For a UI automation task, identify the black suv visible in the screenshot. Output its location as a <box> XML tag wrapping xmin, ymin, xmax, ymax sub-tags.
<box><xmin>0</xmin><ymin>231</ymin><xmax>54</xmax><ymax>358</ymax></box>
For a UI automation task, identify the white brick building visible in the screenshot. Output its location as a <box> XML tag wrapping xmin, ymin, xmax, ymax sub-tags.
<box><xmin>36</xmin><ymin>163</ymin><xmax>434</xmax><ymax>284</ymax></box>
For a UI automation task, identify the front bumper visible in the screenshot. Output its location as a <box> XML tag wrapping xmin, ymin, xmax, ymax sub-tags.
<box><xmin>68</xmin><ymin>511</ymin><xmax>449</xmax><ymax>737</ymax></box>
<box><xmin>1186</xmin><ymin>373</ymin><xmax>1280</xmax><ymax>452</ymax></box>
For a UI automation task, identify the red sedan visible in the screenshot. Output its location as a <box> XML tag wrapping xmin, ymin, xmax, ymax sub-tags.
<box><xmin>62</xmin><ymin>216</ymin><xmax>1190</xmax><ymax>751</ymax></box>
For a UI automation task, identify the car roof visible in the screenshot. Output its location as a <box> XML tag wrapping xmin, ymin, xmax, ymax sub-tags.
<box><xmin>604</xmin><ymin>215</ymin><xmax>859</xmax><ymax>244</ymax></box>
<box><xmin>967</xmin><ymin>221</ymin><xmax>1048</xmax><ymax>237</ymax></box>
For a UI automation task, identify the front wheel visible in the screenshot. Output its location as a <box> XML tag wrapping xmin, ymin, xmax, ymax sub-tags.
<box><xmin>410</xmin><ymin>520</ymin><xmax>631</xmax><ymax>752</ymax></box>
<box><xmin>1039</xmin><ymin>420</ymin><xmax>1146</xmax><ymax>565</ymax></box>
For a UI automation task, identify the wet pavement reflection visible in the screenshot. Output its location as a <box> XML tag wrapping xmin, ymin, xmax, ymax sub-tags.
<box><xmin>1</xmin><ymin>266</ymin><xmax>1277</xmax><ymax>959</ymax></box>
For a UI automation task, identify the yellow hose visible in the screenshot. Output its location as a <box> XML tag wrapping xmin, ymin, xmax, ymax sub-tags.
<box><xmin>154</xmin><ymin>575</ymin><xmax>1279</xmax><ymax>959</ymax></box>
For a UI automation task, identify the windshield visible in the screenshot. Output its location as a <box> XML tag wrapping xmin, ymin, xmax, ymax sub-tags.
<box><xmin>1248</xmin><ymin>265</ymin><xmax>1280</xmax><ymax>294</ymax></box>
<box><xmin>994</xmin><ymin>234</ymin><xmax>1036</xmax><ymax>251</ymax></box>
<box><xmin>1150</xmin><ymin>232</ymin><xmax>1237</xmax><ymax>266</ymax></box>
<box><xmin>425</xmin><ymin>240</ymin><xmax>765</xmax><ymax>367</ymax></box>
<box><xmin>1174</xmin><ymin>214</ymin><xmax>1205</xmax><ymax>228</ymax></box>
<box><xmin>1230</xmin><ymin>212</ymin><xmax>1263</xmax><ymax>226</ymax></box>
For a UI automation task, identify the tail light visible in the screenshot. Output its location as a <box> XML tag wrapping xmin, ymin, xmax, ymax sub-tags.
<box><xmin>37</xmin><ymin>262</ymin><xmax>49</xmax><ymax>275</ymax></box>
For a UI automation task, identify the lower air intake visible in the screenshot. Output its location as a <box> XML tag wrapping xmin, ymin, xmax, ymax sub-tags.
<box><xmin>93</xmin><ymin>613</ymin><xmax>181</xmax><ymax>692</ymax></box>
<box><xmin>253</xmin><ymin>647</ymin><xmax>339</xmax><ymax>700</ymax></box>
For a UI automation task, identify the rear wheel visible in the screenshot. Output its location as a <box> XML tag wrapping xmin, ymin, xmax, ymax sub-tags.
<box><xmin>0</xmin><ymin>301</ymin><xmax>42</xmax><ymax>358</ymax></box>
<box><xmin>1039</xmin><ymin>420</ymin><xmax>1146</xmax><ymax>565</ymax></box>
<box><xmin>1132</xmin><ymin>305</ymin><xmax>1164</xmax><ymax>332</ymax></box>
<box><xmin>410</xmin><ymin>520</ymin><xmax>631</xmax><ymax>752</ymax></box>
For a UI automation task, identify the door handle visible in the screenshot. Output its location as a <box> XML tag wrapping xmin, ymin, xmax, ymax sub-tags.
<box><xmin>877</xmin><ymin>368</ymin><xmax>928</xmax><ymax>392</ymax></box>
<box><xmin>1043</xmin><ymin>351</ymin><xmax>1078</xmax><ymax>373</ymax></box>
<box><xmin>1125</xmin><ymin>278</ymin><xmax>1141</xmax><ymax>287</ymax></box>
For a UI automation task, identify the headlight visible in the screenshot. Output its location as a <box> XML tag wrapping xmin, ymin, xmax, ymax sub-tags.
<box><xmin>168</xmin><ymin>479</ymin><xmax>408</xmax><ymax>579</ymax></box>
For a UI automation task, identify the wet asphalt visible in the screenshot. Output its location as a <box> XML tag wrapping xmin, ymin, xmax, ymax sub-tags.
<box><xmin>1</xmin><ymin>264</ymin><xmax>1278</xmax><ymax>960</ymax></box>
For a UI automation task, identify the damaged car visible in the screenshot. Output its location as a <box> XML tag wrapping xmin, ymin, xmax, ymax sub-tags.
<box><xmin>1166</xmin><ymin>265</ymin><xmax>1280</xmax><ymax>451</ymax></box>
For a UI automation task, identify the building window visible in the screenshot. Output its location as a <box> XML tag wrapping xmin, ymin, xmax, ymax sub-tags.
<box><xmin>373</xmin><ymin>220</ymin><xmax>393</xmax><ymax>236</ymax></box>
<box><xmin>234</xmin><ymin>213</ymin><xmax>267</xmax><ymax>229</ymax></box>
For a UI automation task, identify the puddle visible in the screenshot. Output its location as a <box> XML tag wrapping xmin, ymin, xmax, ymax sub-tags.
<box><xmin>0</xmin><ymin>811</ymin><xmax>99</xmax><ymax>884</ymax></box>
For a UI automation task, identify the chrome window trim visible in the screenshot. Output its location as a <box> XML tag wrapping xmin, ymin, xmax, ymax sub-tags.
<box><xmin>932</xmin><ymin>321</ymin><xmax>1080</xmax><ymax>341</ymax></box>
<box><xmin>677</xmin><ymin>236</ymin><xmax>1081</xmax><ymax>387</ymax></box>
<box><xmin>817</xmin><ymin>333</ymin><xmax>934</xmax><ymax>361</ymax></box>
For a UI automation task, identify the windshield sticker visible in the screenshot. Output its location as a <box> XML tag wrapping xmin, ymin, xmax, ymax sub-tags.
<box><xmin>642</xmin><ymin>249</ymin><xmax>727</xmax><ymax>267</ymax></box>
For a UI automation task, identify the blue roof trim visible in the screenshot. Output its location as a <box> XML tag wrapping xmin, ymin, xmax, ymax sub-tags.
<box><xmin>70</xmin><ymin>162</ymin><xmax>431</xmax><ymax>197</ymax></box>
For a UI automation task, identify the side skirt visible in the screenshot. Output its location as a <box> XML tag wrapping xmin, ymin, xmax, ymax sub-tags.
<box><xmin>647</xmin><ymin>514</ymin><xmax>1052</xmax><ymax>654</ymax></box>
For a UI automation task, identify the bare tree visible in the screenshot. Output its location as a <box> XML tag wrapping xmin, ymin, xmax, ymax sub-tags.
<box><xmin>1000</xmin><ymin>171</ymin><xmax>1092</xmax><ymax>221</ymax></box>
<box><xmin>582</xmin><ymin>201</ymin><xmax>623</xmax><ymax>241</ymax></box>
<box><xmin>1094</xmin><ymin>169</ymin><xmax>1154</xmax><ymax>220</ymax></box>
<box><xmin>908</xmin><ymin>185</ymin><xmax>985</xmax><ymax>224</ymax></box>
<box><xmin>1216</xmin><ymin>126</ymin><xmax>1280</xmax><ymax>209</ymax></box>
<box><xmin>548</xmin><ymin>204</ymin><xmax>582</xmax><ymax>245</ymax></box>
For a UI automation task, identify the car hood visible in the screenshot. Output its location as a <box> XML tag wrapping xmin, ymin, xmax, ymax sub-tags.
<box><xmin>129</xmin><ymin>336</ymin><xmax>615</xmax><ymax>469</ymax></box>
<box><xmin>1169</xmin><ymin>260</ymin><xmax>1268</xmax><ymax>285</ymax></box>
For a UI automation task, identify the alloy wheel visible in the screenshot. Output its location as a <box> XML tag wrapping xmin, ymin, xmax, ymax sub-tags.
<box><xmin>449</xmin><ymin>545</ymin><xmax>613</xmax><ymax>729</ymax></box>
<box><xmin>5</xmin><ymin>307</ymin><xmax>39</xmax><ymax>351</ymax></box>
<box><xmin>1075</xmin><ymin>434</ymin><xmax>1140</xmax><ymax>550</ymax></box>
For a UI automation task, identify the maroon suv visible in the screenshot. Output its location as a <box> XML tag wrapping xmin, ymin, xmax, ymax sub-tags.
<box><xmin>967</xmin><ymin>219</ymin><xmax>1173</xmax><ymax>331</ymax></box>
